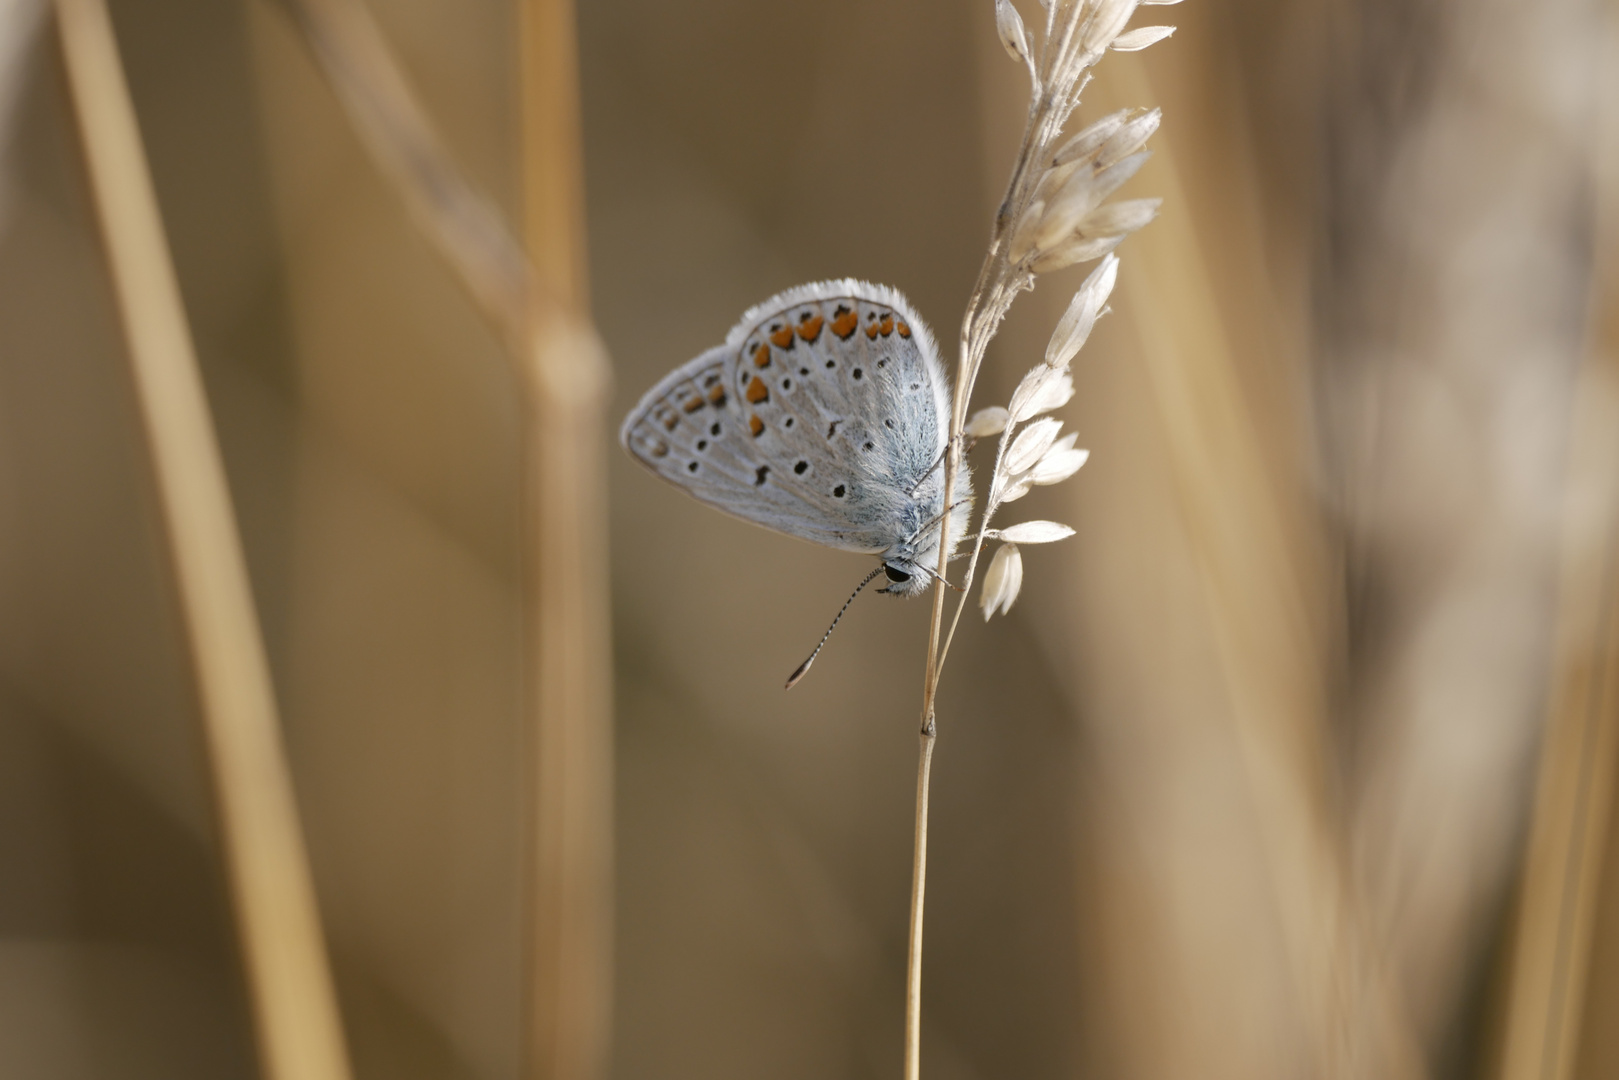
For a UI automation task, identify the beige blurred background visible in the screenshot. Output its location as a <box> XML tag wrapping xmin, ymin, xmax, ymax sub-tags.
<box><xmin>1</xmin><ymin>0</ymin><xmax>1616</xmax><ymax>1078</ymax></box>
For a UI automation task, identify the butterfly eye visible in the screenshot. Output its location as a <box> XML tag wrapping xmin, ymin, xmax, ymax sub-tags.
<box><xmin>884</xmin><ymin>565</ymin><xmax>912</xmax><ymax>584</ymax></box>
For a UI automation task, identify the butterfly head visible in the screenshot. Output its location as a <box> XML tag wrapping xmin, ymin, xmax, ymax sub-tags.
<box><xmin>877</xmin><ymin>486</ymin><xmax>974</xmax><ymax>596</ymax></box>
<box><xmin>878</xmin><ymin>561</ymin><xmax>925</xmax><ymax>597</ymax></box>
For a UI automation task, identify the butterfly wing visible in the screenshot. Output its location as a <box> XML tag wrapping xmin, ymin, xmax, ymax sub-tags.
<box><xmin>620</xmin><ymin>281</ymin><xmax>954</xmax><ymax>556</ymax></box>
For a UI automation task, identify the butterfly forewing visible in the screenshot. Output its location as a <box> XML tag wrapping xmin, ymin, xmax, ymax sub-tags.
<box><xmin>620</xmin><ymin>281</ymin><xmax>952</xmax><ymax>555</ymax></box>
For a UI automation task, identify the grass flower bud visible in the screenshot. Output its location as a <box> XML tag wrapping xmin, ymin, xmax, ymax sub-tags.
<box><xmin>1052</xmin><ymin>108</ymin><xmax>1131</xmax><ymax>167</ymax></box>
<box><xmin>1013</xmin><ymin>370</ymin><xmax>1075</xmax><ymax>421</ymax></box>
<box><xmin>995</xmin><ymin>0</ymin><xmax>1032</xmax><ymax>66</ymax></box>
<box><xmin>1026</xmin><ymin>372</ymin><xmax>1075</xmax><ymax>416</ymax></box>
<box><xmin>1005</xmin><ymin>417</ymin><xmax>1064</xmax><ymax>475</ymax></box>
<box><xmin>1081</xmin><ymin>0</ymin><xmax>1140</xmax><ymax>53</ymax></box>
<box><xmin>1031</xmin><ymin>445</ymin><xmax>1089</xmax><ymax>485</ymax></box>
<box><xmin>1033</xmin><ymin>150</ymin><xmax>1149</xmax><ymax>252</ymax></box>
<box><xmin>966</xmin><ymin>405</ymin><xmax>1010</xmax><ymax>438</ymax></box>
<box><xmin>1007</xmin><ymin>198</ymin><xmax>1046</xmax><ymax>262</ymax></box>
<box><xmin>1031</xmin><ymin>158</ymin><xmax>1082</xmax><ymax>209</ymax></box>
<box><xmin>994</xmin><ymin>520</ymin><xmax>1076</xmax><ymax>543</ymax></box>
<box><xmin>1045</xmin><ymin>253</ymin><xmax>1119</xmax><ymax>364</ymax></box>
<box><xmin>1082</xmin><ymin>196</ymin><xmax>1161</xmax><ymax>237</ymax></box>
<box><xmin>1088</xmin><ymin>149</ymin><xmax>1152</xmax><ymax>198</ymax></box>
<box><xmin>1009</xmin><ymin>364</ymin><xmax>1065</xmax><ymax>420</ymax></box>
<box><xmin>1111</xmin><ymin>25</ymin><xmax>1175</xmax><ymax>51</ymax></box>
<box><xmin>1029</xmin><ymin>234</ymin><xmax>1124</xmax><ymax>274</ymax></box>
<box><xmin>1033</xmin><ymin>176</ymin><xmax>1105</xmax><ymax>254</ymax></box>
<box><xmin>980</xmin><ymin>543</ymin><xmax>1024</xmax><ymax>619</ymax></box>
<box><xmin>998</xmin><ymin>472</ymin><xmax>1035</xmax><ymax>503</ymax></box>
<box><xmin>1096</xmin><ymin>110</ymin><xmax>1160</xmax><ymax>169</ymax></box>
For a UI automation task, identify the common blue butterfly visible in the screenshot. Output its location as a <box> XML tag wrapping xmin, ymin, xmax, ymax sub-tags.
<box><xmin>620</xmin><ymin>281</ymin><xmax>972</xmax><ymax>619</ymax></box>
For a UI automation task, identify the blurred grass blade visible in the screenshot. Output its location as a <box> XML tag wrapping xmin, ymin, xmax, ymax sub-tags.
<box><xmin>1497</xmin><ymin>351</ymin><xmax>1619</xmax><ymax>1080</ymax></box>
<box><xmin>1093</xmin><ymin>54</ymin><xmax>1425</xmax><ymax>1079</ymax></box>
<box><xmin>0</xmin><ymin>0</ymin><xmax>44</xmax><ymax>217</ymax></box>
<box><xmin>271</xmin><ymin>2</ymin><xmax>615</xmax><ymax>1077</ymax></box>
<box><xmin>1497</xmin><ymin>71</ymin><xmax>1619</xmax><ymax>1078</ymax></box>
<box><xmin>521</xmin><ymin>4</ymin><xmax>613</xmax><ymax>1076</ymax></box>
<box><xmin>271</xmin><ymin>0</ymin><xmax>536</xmax><ymax>337</ymax></box>
<box><xmin>521</xmin><ymin>0</ymin><xmax>588</xmax><ymax>314</ymax></box>
<box><xmin>52</xmin><ymin>1</ymin><xmax>352</xmax><ymax>1078</ymax></box>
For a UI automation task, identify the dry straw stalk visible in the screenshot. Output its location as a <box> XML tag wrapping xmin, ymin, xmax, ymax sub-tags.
<box><xmin>1495</xmin><ymin>128</ymin><xmax>1619</xmax><ymax>1080</ymax></box>
<box><xmin>1497</xmin><ymin>359</ymin><xmax>1619</xmax><ymax>1080</ymax></box>
<box><xmin>907</xmin><ymin>2</ymin><xmax>1178</xmax><ymax>1075</ymax></box>
<box><xmin>54</xmin><ymin>0</ymin><xmax>352</xmax><ymax>1077</ymax></box>
<box><xmin>272</xmin><ymin>2</ymin><xmax>615</xmax><ymax>1077</ymax></box>
<box><xmin>1094</xmin><ymin>54</ymin><xmax>1425</xmax><ymax>1079</ymax></box>
<box><xmin>520</xmin><ymin>2</ymin><xmax>614</xmax><ymax>1078</ymax></box>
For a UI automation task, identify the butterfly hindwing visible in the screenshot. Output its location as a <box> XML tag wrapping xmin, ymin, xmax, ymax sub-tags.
<box><xmin>620</xmin><ymin>281</ymin><xmax>953</xmax><ymax>556</ymax></box>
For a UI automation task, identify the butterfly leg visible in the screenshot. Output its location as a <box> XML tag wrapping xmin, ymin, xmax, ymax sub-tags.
<box><xmin>916</xmin><ymin>561</ymin><xmax>966</xmax><ymax>593</ymax></box>
<box><xmin>902</xmin><ymin>497</ymin><xmax>976</xmax><ymax>548</ymax></box>
<box><xmin>906</xmin><ymin>434</ymin><xmax>980</xmax><ymax>497</ymax></box>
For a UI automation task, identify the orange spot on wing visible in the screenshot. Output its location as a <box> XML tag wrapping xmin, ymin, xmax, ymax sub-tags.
<box><xmin>683</xmin><ymin>395</ymin><xmax>704</xmax><ymax>412</ymax></box>
<box><xmin>753</xmin><ymin>343</ymin><xmax>771</xmax><ymax>368</ymax></box>
<box><xmin>651</xmin><ymin>441</ymin><xmax>669</xmax><ymax>458</ymax></box>
<box><xmin>879</xmin><ymin>316</ymin><xmax>894</xmax><ymax>336</ymax></box>
<box><xmin>797</xmin><ymin>314</ymin><xmax>824</xmax><ymax>342</ymax></box>
<box><xmin>770</xmin><ymin>326</ymin><xmax>796</xmax><ymax>348</ymax></box>
<box><xmin>659</xmin><ymin>409</ymin><xmax>678</xmax><ymax>431</ymax></box>
<box><xmin>865</xmin><ymin>320</ymin><xmax>881</xmax><ymax>339</ymax></box>
<box><xmin>749</xmin><ymin>414</ymin><xmax>765</xmax><ymax>437</ymax></box>
<box><xmin>708</xmin><ymin>384</ymin><xmax>727</xmax><ymax>405</ymax></box>
<box><xmin>896</xmin><ymin>321</ymin><xmax>912</xmax><ymax>338</ymax></box>
<box><xmin>831</xmin><ymin>307</ymin><xmax>858</xmax><ymax>338</ymax></box>
<box><xmin>746</xmin><ymin>376</ymin><xmax>770</xmax><ymax>404</ymax></box>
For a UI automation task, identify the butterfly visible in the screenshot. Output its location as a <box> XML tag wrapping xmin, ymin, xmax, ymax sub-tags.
<box><xmin>620</xmin><ymin>281</ymin><xmax>972</xmax><ymax>679</ymax></box>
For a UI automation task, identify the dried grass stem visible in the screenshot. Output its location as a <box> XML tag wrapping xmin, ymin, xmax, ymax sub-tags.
<box><xmin>907</xmin><ymin>6</ymin><xmax>1158</xmax><ymax>1074</ymax></box>
<box><xmin>55</xmin><ymin>0</ymin><xmax>351</xmax><ymax>1076</ymax></box>
<box><xmin>271</xmin><ymin>3</ymin><xmax>614</xmax><ymax>1078</ymax></box>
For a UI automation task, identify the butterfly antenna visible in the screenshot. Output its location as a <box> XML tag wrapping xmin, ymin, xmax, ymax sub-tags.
<box><xmin>785</xmin><ymin>566</ymin><xmax>885</xmax><ymax>689</ymax></box>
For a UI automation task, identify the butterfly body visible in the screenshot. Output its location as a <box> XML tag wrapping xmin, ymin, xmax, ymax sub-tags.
<box><xmin>620</xmin><ymin>281</ymin><xmax>970</xmax><ymax>597</ymax></box>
